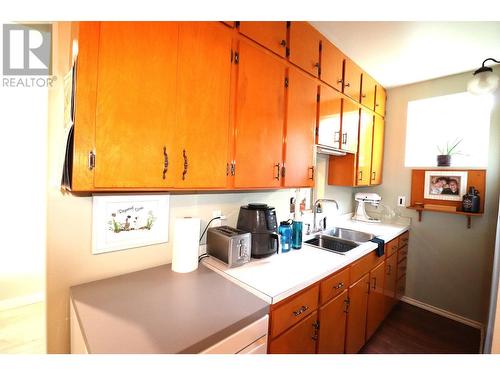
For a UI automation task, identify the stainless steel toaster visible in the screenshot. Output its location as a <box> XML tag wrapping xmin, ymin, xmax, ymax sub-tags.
<box><xmin>206</xmin><ymin>226</ymin><xmax>251</xmax><ymax>268</ymax></box>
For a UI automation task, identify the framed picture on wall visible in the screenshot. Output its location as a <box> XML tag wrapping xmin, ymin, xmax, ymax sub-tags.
<box><xmin>423</xmin><ymin>171</ymin><xmax>467</xmax><ymax>201</ymax></box>
<box><xmin>92</xmin><ymin>194</ymin><xmax>170</xmax><ymax>254</ymax></box>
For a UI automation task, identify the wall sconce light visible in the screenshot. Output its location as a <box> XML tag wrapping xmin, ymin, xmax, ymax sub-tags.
<box><xmin>467</xmin><ymin>58</ymin><xmax>499</xmax><ymax>95</ymax></box>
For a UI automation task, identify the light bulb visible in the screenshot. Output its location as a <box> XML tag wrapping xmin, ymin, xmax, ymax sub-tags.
<box><xmin>467</xmin><ymin>70</ymin><xmax>499</xmax><ymax>95</ymax></box>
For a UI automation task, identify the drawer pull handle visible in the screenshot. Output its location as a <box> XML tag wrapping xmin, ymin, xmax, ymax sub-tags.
<box><xmin>182</xmin><ymin>149</ymin><xmax>188</xmax><ymax>180</ymax></box>
<box><xmin>372</xmin><ymin>277</ymin><xmax>377</xmax><ymax>290</ymax></box>
<box><xmin>333</xmin><ymin>282</ymin><xmax>344</xmax><ymax>290</ymax></box>
<box><xmin>162</xmin><ymin>147</ymin><xmax>169</xmax><ymax>180</ymax></box>
<box><xmin>292</xmin><ymin>305</ymin><xmax>309</xmax><ymax>317</ymax></box>
<box><xmin>387</xmin><ymin>265</ymin><xmax>392</xmax><ymax>275</ymax></box>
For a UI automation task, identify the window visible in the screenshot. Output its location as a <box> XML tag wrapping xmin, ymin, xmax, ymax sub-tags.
<box><xmin>404</xmin><ymin>92</ymin><xmax>493</xmax><ymax>167</ymax></box>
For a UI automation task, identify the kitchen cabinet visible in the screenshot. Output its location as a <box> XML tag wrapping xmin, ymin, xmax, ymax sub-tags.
<box><xmin>345</xmin><ymin>273</ymin><xmax>370</xmax><ymax>354</ymax></box>
<box><xmin>365</xmin><ymin>261</ymin><xmax>386</xmax><ymax>341</ymax></box>
<box><xmin>317</xmin><ymin>290</ymin><xmax>348</xmax><ymax>354</ymax></box>
<box><xmin>384</xmin><ymin>252</ymin><xmax>398</xmax><ymax>317</ymax></box>
<box><xmin>238</xmin><ymin>21</ymin><xmax>288</xmax><ymax>58</ymax></box>
<box><xmin>317</xmin><ymin>84</ymin><xmax>342</xmax><ymax>150</ymax></box>
<box><xmin>375</xmin><ymin>85</ymin><xmax>386</xmax><ymax>116</ymax></box>
<box><xmin>340</xmin><ymin>99</ymin><xmax>360</xmax><ymax>154</ymax></box>
<box><xmin>320</xmin><ymin>39</ymin><xmax>344</xmax><ymax>92</ymax></box>
<box><xmin>233</xmin><ymin>40</ymin><xmax>286</xmax><ymax>188</ymax></box>
<box><xmin>370</xmin><ymin>116</ymin><xmax>384</xmax><ymax>185</ymax></box>
<box><xmin>361</xmin><ymin>73</ymin><xmax>376</xmax><ymax>110</ymax></box>
<box><xmin>175</xmin><ymin>22</ymin><xmax>232</xmax><ymax>188</ymax></box>
<box><xmin>357</xmin><ymin>110</ymin><xmax>374</xmax><ymax>186</ymax></box>
<box><xmin>343</xmin><ymin>57</ymin><xmax>362</xmax><ymax>102</ymax></box>
<box><xmin>93</xmin><ymin>22</ymin><xmax>179</xmax><ymax>188</ymax></box>
<box><xmin>288</xmin><ymin>21</ymin><xmax>321</xmax><ymax>77</ymax></box>
<box><xmin>283</xmin><ymin>67</ymin><xmax>318</xmax><ymax>187</ymax></box>
<box><xmin>269</xmin><ymin>311</ymin><xmax>318</xmax><ymax>354</ymax></box>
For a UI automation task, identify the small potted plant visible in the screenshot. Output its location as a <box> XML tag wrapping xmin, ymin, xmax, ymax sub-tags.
<box><xmin>436</xmin><ymin>138</ymin><xmax>463</xmax><ymax>167</ymax></box>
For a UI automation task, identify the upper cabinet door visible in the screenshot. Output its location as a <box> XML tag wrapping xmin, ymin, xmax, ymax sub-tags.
<box><xmin>94</xmin><ymin>22</ymin><xmax>179</xmax><ymax>188</ymax></box>
<box><xmin>284</xmin><ymin>67</ymin><xmax>318</xmax><ymax>188</ymax></box>
<box><xmin>375</xmin><ymin>85</ymin><xmax>386</xmax><ymax>116</ymax></box>
<box><xmin>370</xmin><ymin>116</ymin><xmax>384</xmax><ymax>185</ymax></box>
<box><xmin>321</xmin><ymin>39</ymin><xmax>344</xmax><ymax>92</ymax></box>
<box><xmin>318</xmin><ymin>84</ymin><xmax>342</xmax><ymax>149</ymax></box>
<box><xmin>344</xmin><ymin>57</ymin><xmax>362</xmax><ymax>102</ymax></box>
<box><xmin>341</xmin><ymin>99</ymin><xmax>360</xmax><ymax>154</ymax></box>
<box><xmin>239</xmin><ymin>21</ymin><xmax>288</xmax><ymax>57</ymax></box>
<box><xmin>357</xmin><ymin>110</ymin><xmax>374</xmax><ymax>186</ymax></box>
<box><xmin>175</xmin><ymin>22</ymin><xmax>232</xmax><ymax>188</ymax></box>
<box><xmin>289</xmin><ymin>21</ymin><xmax>321</xmax><ymax>77</ymax></box>
<box><xmin>361</xmin><ymin>74</ymin><xmax>376</xmax><ymax>110</ymax></box>
<box><xmin>234</xmin><ymin>41</ymin><xmax>286</xmax><ymax>188</ymax></box>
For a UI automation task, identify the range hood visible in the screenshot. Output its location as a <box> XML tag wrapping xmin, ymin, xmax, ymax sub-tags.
<box><xmin>315</xmin><ymin>144</ymin><xmax>347</xmax><ymax>156</ymax></box>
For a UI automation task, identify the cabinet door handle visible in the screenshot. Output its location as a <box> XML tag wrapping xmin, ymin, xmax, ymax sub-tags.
<box><xmin>387</xmin><ymin>264</ymin><xmax>392</xmax><ymax>275</ymax></box>
<box><xmin>292</xmin><ymin>305</ymin><xmax>309</xmax><ymax>317</ymax></box>
<box><xmin>372</xmin><ymin>171</ymin><xmax>376</xmax><ymax>181</ymax></box>
<box><xmin>182</xmin><ymin>149</ymin><xmax>188</xmax><ymax>180</ymax></box>
<box><xmin>375</xmin><ymin>103</ymin><xmax>380</xmax><ymax>107</ymax></box>
<box><xmin>308</xmin><ymin>166</ymin><xmax>315</xmax><ymax>180</ymax></box>
<box><xmin>280</xmin><ymin>39</ymin><xmax>286</xmax><ymax>47</ymax></box>
<box><xmin>333</xmin><ymin>282</ymin><xmax>344</xmax><ymax>290</ymax></box>
<box><xmin>342</xmin><ymin>133</ymin><xmax>347</xmax><ymax>145</ymax></box>
<box><xmin>334</xmin><ymin>131</ymin><xmax>340</xmax><ymax>143</ymax></box>
<box><xmin>359</xmin><ymin>170</ymin><xmax>363</xmax><ymax>181</ymax></box>
<box><xmin>372</xmin><ymin>277</ymin><xmax>377</xmax><ymax>290</ymax></box>
<box><xmin>345</xmin><ymin>82</ymin><xmax>351</xmax><ymax>87</ymax></box>
<box><xmin>162</xmin><ymin>147</ymin><xmax>169</xmax><ymax>180</ymax></box>
<box><xmin>274</xmin><ymin>163</ymin><xmax>281</xmax><ymax>180</ymax></box>
<box><xmin>337</xmin><ymin>79</ymin><xmax>343</xmax><ymax>84</ymax></box>
<box><xmin>314</xmin><ymin>62</ymin><xmax>320</xmax><ymax>69</ymax></box>
<box><xmin>366</xmin><ymin>281</ymin><xmax>371</xmax><ymax>293</ymax></box>
<box><xmin>311</xmin><ymin>320</ymin><xmax>320</xmax><ymax>341</ymax></box>
<box><xmin>343</xmin><ymin>297</ymin><xmax>350</xmax><ymax>313</ymax></box>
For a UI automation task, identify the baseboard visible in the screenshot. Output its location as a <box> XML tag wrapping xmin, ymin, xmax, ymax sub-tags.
<box><xmin>0</xmin><ymin>292</ymin><xmax>44</xmax><ymax>311</ymax></box>
<box><xmin>400</xmin><ymin>296</ymin><xmax>485</xmax><ymax>353</ymax></box>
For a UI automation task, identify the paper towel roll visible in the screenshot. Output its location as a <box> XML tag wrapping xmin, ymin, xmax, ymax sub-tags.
<box><xmin>172</xmin><ymin>217</ymin><xmax>201</xmax><ymax>273</ymax></box>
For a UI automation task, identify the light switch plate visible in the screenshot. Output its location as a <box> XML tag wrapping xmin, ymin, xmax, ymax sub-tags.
<box><xmin>397</xmin><ymin>196</ymin><xmax>406</xmax><ymax>207</ymax></box>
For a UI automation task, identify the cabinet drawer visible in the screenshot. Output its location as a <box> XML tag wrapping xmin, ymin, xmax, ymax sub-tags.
<box><xmin>320</xmin><ymin>267</ymin><xmax>350</xmax><ymax>305</ymax></box>
<box><xmin>398</xmin><ymin>231</ymin><xmax>409</xmax><ymax>249</ymax></box>
<box><xmin>385</xmin><ymin>238</ymin><xmax>399</xmax><ymax>257</ymax></box>
<box><xmin>350</xmin><ymin>250</ymin><xmax>384</xmax><ymax>283</ymax></box>
<box><xmin>397</xmin><ymin>256</ymin><xmax>407</xmax><ymax>279</ymax></box>
<box><xmin>398</xmin><ymin>245</ymin><xmax>408</xmax><ymax>263</ymax></box>
<box><xmin>270</xmin><ymin>284</ymin><xmax>319</xmax><ymax>338</ymax></box>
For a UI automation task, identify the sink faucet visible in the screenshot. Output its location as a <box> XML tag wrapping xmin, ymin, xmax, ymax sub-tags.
<box><xmin>312</xmin><ymin>199</ymin><xmax>339</xmax><ymax>234</ymax></box>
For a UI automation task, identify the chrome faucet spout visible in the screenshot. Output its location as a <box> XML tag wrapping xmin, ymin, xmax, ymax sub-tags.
<box><xmin>312</xmin><ymin>199</ymin><xmax>339</xmax><ymax>233</ymax></box>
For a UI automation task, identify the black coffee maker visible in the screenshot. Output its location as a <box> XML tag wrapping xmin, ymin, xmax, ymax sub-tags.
<box><xmin>237</xmin><ymin>203</ymin><xmax>279</xmax><ymax>258</ymax></box>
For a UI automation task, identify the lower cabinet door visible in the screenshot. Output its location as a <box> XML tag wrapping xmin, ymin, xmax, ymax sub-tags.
<box><xmin>345</xmin><ymin>273</ymin><xmax>370</xmax><ymax>354</ymax></box>
<box><xmin>384</xmin><ymin>253</ymin><xmax>398</xmax><ymax>317</ymax></box>
<box><xmin>269</xmin><ymin>311</ymin><xmax>318</xmax><ymax>354</ymax></box>
<box><xmin>317</xmin><ymin>290</ymin><xmax>348</xmax><ymax>354</ymax></box>
<box><xmin>366</xmin><ymin>261</ymin><xmax>386</xmax><ymax>341</ymax></box>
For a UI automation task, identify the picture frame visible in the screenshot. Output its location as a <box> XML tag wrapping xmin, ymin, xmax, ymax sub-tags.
<box><xmin>92</xmin><ymin>194</ymin><xmax>170</xmax><ymax>254</ymax></box>
<box><xmin>423</xmin><ymin>171</ymin><xmax>467</xmax><ymax>202</ymax></box>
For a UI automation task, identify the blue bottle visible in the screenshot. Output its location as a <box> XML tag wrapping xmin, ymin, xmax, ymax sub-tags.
<box><xmin>292</xmin><ymin>220</ymin><xmax>303</xmax><ymax>250</ymax></box>
<box><xmin>279</xmin><ymin>220</ymin><xmax>292</xmax><ymax>253</ymax></box>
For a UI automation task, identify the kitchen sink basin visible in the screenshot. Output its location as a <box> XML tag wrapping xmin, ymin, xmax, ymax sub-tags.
<box><xmin>321</xmin><ymin>227</ymin><xmax>375</xmax><ymax>243</ymax></box>
<box><xmin>304</xmin><ymin>235</ymin><xmax>358</xmax><ymax>255</ymax></box>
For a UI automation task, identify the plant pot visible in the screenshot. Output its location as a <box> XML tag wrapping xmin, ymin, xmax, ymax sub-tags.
<box><xmin>437</xmin><ymin>154</ymin><xmax>451</xmax><ymax>167</ymax></box>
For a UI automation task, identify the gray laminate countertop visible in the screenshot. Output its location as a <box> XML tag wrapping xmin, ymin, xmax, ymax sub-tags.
<box><xmin>70</xmin><ymin>264</ymin><xmax>269</xmax><ymax>354</ymax></box>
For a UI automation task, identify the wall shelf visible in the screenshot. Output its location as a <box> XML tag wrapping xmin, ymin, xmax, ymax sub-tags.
<box><xmin>407</xmin><ymin>206</ymin><xmax>483</xmax><ymax>229</ymax></box>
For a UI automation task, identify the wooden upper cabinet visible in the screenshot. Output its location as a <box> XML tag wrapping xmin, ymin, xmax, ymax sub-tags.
<box><xmin>284</xmin><ymin>67</ymin><xmax>317</xmax><ymax>188</ymax></box>
<box><xmin>344</xmin><ymin>57</ymin><xmax>362</xmax><ymax>102</ymax></box>
<box><xmin>318</xmin><ymin>84</ymin><xmax>342</xmax><ymax>149</ymax></box>
<box><xmin>370</xmin><ymin>116</ymin><xmax>384</xmax><ymax>185</ymax></box>
<box><xmin>345</xmin><ymin>273</ymin><xmax>369</xmax><ymax>354</ymax></box>
<box><xmin>289</xmin><ymin>21</ymin><xmax>321</xmax><ymax>77</ymax></box>
<box><xmin>233</xmin><ymin>40</ymin><xmax>286</xmax><ymax>188</ymax></box>
<box><xmin>341</xmin><ymin>99</ymin><xmax>360</xmax><ymax>154</ymax></box>
<box><xmin>357</xmin><ymin>110</ymin><xmax>374</xmax><ymax>186</ymax></box>
<box><xmin>94</xmin><ymin>22</ymin><xmax>179</xmax><ymax>188</ymax></box>
<box><xmin>317</xmin><ymin>290</ymin><xmax>348</xmax><ymax>354</ymax></box>
<box><xmin>175</xmin><ymin>22</ymin><xmax>232</xmax><ymax>188</ymax></box>
<box><xmin>320</xmin><ymin>39</ymin><xmax>344</xmax><ymax>92</ymax></box>
<box><xmin>239</xmin><ymin>21</ymin><xmax>288</xmax><ymax>57</ymax></box>
<box><xmin>375</xmin><ymin>85</ymin><xmax>386</xmax><ymax>116</ymax></box>
<box><xmin>361</xmin><ymin>73</ymin><xmax>376</xmax><ymax>110</ymax></box>
<box><xmin>366</xmin><ymin>260</ymin><xmax>386</xmax><ymax>341</ymax></box>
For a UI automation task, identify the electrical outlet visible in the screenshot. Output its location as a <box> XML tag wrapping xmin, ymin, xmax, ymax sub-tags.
<box><xmin>397</xmin><ymin>196</ymin><xmax>406</xmax><ymax>207</ymax></box>
<box><xmin>212</xmin><ymin>210</ymin><xmax>222</xmax><ymax>227</ymax></box>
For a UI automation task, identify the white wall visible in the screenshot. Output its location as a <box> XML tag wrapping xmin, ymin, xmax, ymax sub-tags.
<box><xmin>369</xmin><ymin>68</ymin><xmax>500</xmax><ymax>323</ymax></box>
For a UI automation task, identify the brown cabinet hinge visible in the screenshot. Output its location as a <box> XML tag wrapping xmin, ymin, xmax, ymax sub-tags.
<box><xmin>235</xmin><ymin>21</ymin><xmax>240</xmax><ymax>28</ymax></box>
<box><xmin>281</xmin><ymin>165</ymin><xmax>286</xmax><ymax>178</ymax></box>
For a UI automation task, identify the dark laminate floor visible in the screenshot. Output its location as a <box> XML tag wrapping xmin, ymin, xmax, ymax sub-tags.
<box><xmin>360</xmin><ymin>302</ymin><xmax>481</xmax><ymax>354</ymax></box>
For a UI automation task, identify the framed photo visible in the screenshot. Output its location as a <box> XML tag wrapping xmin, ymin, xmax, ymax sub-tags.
<box><xmin>92</xmin><ymin>194</ymin><xmax>170</xmax><ymax>254</ymax></box>
<box><xmin>423</xmin><ymin>171</ymin><xmax>467</xmax><ymax>201</ymax></box>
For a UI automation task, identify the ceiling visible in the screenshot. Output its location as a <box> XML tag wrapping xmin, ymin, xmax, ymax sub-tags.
<box><xmin>310</xmin><ymin>22</ymin><xmax>500</xmax><ymax>88</ymax></box>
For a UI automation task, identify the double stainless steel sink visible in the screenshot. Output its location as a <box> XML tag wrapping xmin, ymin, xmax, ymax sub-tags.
<box><xmin>304</xmin><ymin>227</ymin><xmax>375</xmax><ymax>255</ymax></box>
